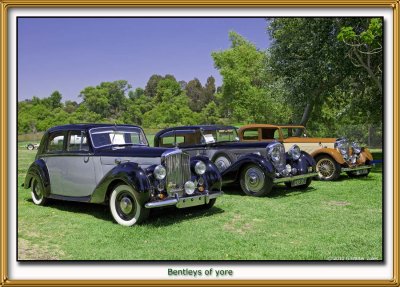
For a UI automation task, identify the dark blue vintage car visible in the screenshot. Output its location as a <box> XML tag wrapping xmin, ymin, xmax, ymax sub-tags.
<box><xmin>154</xmin><ymin>125</ymin><xmax>317</xmax><ymax>197</ymax></box>
<box><xmin>24</xmin><ymin>124</ymin><xmax>223</xmax><ymax>226</ymax></box>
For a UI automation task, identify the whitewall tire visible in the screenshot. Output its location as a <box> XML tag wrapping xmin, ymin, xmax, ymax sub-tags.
<box><xmin>109</xmin><ymin>184</ymin><xmax>149</xmax><ymax>226</ymax></box>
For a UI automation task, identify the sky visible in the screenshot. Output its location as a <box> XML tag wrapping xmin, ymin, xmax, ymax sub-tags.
<box><xmin>18</xmin><ymin>17</ymin><xmax>271</xmax><ymax>102</ymax></box>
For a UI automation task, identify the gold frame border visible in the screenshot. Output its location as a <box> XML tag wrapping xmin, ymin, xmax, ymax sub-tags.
<box><xmin>0</xmin><ymin>1</ymin><xmax>398</xmax><ymax>286</ymax></box>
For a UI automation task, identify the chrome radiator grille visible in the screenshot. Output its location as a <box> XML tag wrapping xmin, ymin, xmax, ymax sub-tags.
<box><xmin>164</xmin><ymin>152</ymin><xmax>191</xmax><ymax>196</ymax></box>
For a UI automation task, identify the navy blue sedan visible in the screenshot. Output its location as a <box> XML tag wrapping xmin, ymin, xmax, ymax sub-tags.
<box><xmin>155</xmin><ymin>125</ymin><xmax>317</xmax><ymax>197</ymax></box>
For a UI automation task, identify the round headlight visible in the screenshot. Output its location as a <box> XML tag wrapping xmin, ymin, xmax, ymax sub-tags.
<box><xmin>336</xmin><ymin>139</ymin><xmax>349</xmax><ymax>155</ymax></box>
<box><xmin>184</xmin><ymin>181</ymin><xmax>196</xmax><ymax>195</ymax></box>
<box><xmin>271</xmin><ymin>146</ymin><xmax>281</xmax><ymax>162</ymax></box>
<box><xmin>288</xmin><ymin>145</ymin><xmax>301</xmax><ymax>160</ymax></box>
<box><xmin>195</xmin><ymin>161</ymin><xmax>206</xmax><ymax>175</ymax></box>
<box><xmin>352</xmin><ymin>141</ymin><xmax>361</xmax><ymax>154</ymax></box>
<box><xmin>154</xmin><ymin>165</ymin><xmax>166</xmax><ymax>180</ymax></box>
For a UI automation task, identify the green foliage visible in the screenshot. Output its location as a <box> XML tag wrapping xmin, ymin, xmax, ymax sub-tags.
<box><xmin>212</xmin><ymin>31</ymin><xmax>289</xmax><ymax>123</ymax></box>
<box><xmin>185</xmin><ymin>76</ymin><xmax>216</xmax><ymax>112</ymax></box>
<box><xmin>142</xmin><ymin>78</ymin><xmax>201</xmax><ymax>128</ymax></box>
<box><xmin>79</xmin><ymin>80</ymin><xmax>131</xmax><ymax>120</ymax></box>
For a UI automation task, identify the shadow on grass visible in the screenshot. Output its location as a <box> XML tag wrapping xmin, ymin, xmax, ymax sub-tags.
<box><xmin>24</xmin><ymin>197</ymin><xmax>224</xmax><ymax>227</ymax></box>
<box><xmin>221</xmin><ymin>182</ymin><xmax>316</xmax><ymax>199</ymax></box>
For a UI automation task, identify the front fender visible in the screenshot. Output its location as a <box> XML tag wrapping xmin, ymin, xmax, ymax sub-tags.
<box><xmin>311</xmin><ymin>148</ymin><xmax>345</xmax><ymax>164</ymax></box>
<box><xmin>287</xmin><ymin>151</ymin><xmax>316</xmax><ymax>175</ymax></box>
<box><xmin>361</xmin><ymin>147</ymin><xmax>373</xmax><ymax>162</ymax></box>
<box><xmin>221</xmin><ymin>153</ymin><xmax>275</xmax><ymax>183</ymax></box>
<box><xmin>90</xmin><ymin>162</ymin><xmax>151</xmax><ymax>205</ymax></box>
<box><xmin>191</xmin><ymin>156</ymin><xmax>222</xmax><ymax>191</ymax></box>
<box><xmin>24</xmin><ymin>159</ymin><xmax>51</xmax><ymax>197</ymax></box>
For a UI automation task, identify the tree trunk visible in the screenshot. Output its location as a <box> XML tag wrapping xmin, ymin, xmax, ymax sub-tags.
<box><xmin>299</xmin><ymin>102</ymin><xmax>314</xmax><ymax>127</ymax></box>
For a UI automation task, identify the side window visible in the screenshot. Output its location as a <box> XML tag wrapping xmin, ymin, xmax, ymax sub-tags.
<box><xmin>161</xmin><ymin>136</ymin><xmax>185</xmax><ymax>147</ymax></box>
<box><xmin>261</xmin><ymin>128</ymin><xmax>276</xmax><ymax>140</ymax></box>
<box><xmin>67</xmin><ymin>131</ymin><xmax>89</xmax><ymax>152</ymax></box>
<box><xmin>242</xmin><ymin>129</ymin><xmax>259</xmax><ymax>140</ymax></box>
<box><xmin>47</xmin><ymin>132</ymin><xmax>65</xmax><ymax>152</ymax></box>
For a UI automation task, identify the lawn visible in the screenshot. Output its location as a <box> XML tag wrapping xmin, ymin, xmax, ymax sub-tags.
<box><xmin>17</xmin><ymin>147</ymin><xmax>383</xmax><ymax>261</ymax></box>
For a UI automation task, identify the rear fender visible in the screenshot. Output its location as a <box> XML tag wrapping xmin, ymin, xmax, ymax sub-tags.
<box><xmin>311</xmin><ymin>148</ymin><xmax>345</xmax><ymax>164</ymax></box>
<box><xmin>221</xmin><ymin>153</ymin><xmax>275</xmax><ymax>183</ymax></box>
<box><xmin>90</xmin><ymin>162</ymin><xmax>151</xmax><ymax>205</ymax></box>
<box><xmin>24</xmin><ymin>159</ymin><xmax>51</xmax><ymax>197</ymax></box>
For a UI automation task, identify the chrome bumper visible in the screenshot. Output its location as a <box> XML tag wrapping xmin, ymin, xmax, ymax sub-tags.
<box><xmin>144</xmin><ymin>191</ymin><xmax>223</xmax><ymax>209</ymax></box>
<box><xmin>342</xmin><ymin>165</ymin><xmax>373</xmax><ymax>172</ymax></box>
<box><xmin>273</xmin><ymin>172</ymin><xmax>318</xmax><ymax>184</ymax></box>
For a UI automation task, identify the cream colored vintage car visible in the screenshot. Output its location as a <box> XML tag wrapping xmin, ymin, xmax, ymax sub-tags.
<box><xmin>238</xmin><ymin>124</ymin><xmax>373</xmax><ymax>181</ymax></box>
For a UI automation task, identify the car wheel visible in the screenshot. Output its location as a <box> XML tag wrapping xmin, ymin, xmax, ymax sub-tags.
<box><xmin>239</xmin><ymin>164</ymin><xmax>273</xmax><ymax>196</ymax></box>
<box><xmin>27</xmin><ymin>144</ymin><xmax>34</xmax><ymax>150</ymax></box>
<box><xmin>213</xmin><ymin>154</ymin><xmax>232</xmax><ymax>172</ymax></box>
<box><xmin>31</xmin><ymin>177</ymin><xmax>47</xmax><ymax>206</ymax></box>
<box><xmin>109</xmin><ymin>184</ymin><xmax>149</xmax><ymax>226</ymax></box>
<box><xmin>284</xmin><ymin>178</ymin><xmax>312</xmax><ymax>189</ymax></box>
<box><xmin>315</xmin><ymin>155</ymin><xmax>341</xmax><ymax>181</ymax></box>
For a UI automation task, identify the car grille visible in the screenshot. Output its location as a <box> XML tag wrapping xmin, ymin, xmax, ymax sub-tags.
<box><xmin>163</xmin><ymin>151</ymin><xmax>191</xmax><ymax>196</ymax></box>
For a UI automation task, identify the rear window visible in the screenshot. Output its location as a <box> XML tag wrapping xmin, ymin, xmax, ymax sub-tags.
<box><xmin>47</xmin><ymin>132</ymin><xmax>65</xmax><ymax>152</ymax></box>
<box><xmin>242</xmin><ymin>129</ymin><xmax>259</xmax><ymax>140</ymax></box>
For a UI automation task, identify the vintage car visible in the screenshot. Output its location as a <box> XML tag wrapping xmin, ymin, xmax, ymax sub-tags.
<box><xmin>24</xmin><ymin>124</ymin><xmax>223</xmax><ymax>226</ymax></box>
<box><xmin>154</xmin><ymin>125</ymin><xmax>317</xmax><ymax>197</ymax></box>
<box><xmin>26</xmin><ymin>143</ymin><xmax>39</xmax><ymax>150</ymax></box>
<box><xmin>238</xmin><ymin>124</ymin><xmax>373</xmax><ymax>180</ymax></box>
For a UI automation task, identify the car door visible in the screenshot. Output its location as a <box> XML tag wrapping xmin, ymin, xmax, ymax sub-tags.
<box><xmin>61</xmin><ymin>130</ymin><xmax>97</xmax><ymax>197</ymax></box>
<box><xmin>44</xmin><ymin>130</ymin><xmax>97</xmax><ymax>198</ymax></box>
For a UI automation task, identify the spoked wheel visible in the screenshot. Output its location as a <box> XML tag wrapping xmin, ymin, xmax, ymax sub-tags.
<box><xmin>213</xmin><ymin>155</ymin><xmax>231</xmax><ymax>172</ymax></box>
<box><xmin>31</xmin><ymin>177</ymin><xmax>47</xmax><ymax>206</ymax></box>
<box><xmin>109</xmin><ymin>184</ymin><xmax>149</xmax><ymax>226</ymax></box>
<box><xmin>239</xmin><ymin>164</ymin><xmax>273</xmax><ymax>197</ymax></box>
<box><xmin>315</xmin><ymin>155</ymin><xmax>341</xmax><ymax>181</ymax></box>
<box><xmin>27</xmin><ymin>144</ymin><xmax>34</xmax><ymax>150</ymax></box>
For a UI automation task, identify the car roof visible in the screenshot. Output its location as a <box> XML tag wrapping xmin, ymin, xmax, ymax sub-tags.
<box><xmin>47</xmin><ymin>123</ymin><xmax>143</xmax><ymax>133</ymax></box>
<box><xmin>239</xmin><ymin>124</ymin><xmax>306</xmax><ymax>130</ymax></box>
<box><xmin>154</xmin><ymin>125</ymin><xmax>237</xmax><ymax>137</ymax></box>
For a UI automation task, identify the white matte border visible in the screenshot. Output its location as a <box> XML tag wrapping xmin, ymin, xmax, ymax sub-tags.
<box><xmin>8</xmin><ymin>7</ymin><xmax>393</xmax><ymax>280</ymax></box>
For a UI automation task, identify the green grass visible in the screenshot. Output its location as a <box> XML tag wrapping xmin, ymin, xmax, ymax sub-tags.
<box><xmin>18</xmin><ymin>147</ymin><xmax>383</xmax><ymax>261</ymax></box>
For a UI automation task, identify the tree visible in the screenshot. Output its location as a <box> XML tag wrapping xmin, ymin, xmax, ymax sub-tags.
<box><xmin>212</xmin><ymin>31</ymin><xmax>281</xmax><ymax>123</ymax></box>
<box><xmin>144</xmin><ymin>74</ymin><xmax>163</xmax><ymax>98</ymax></box>
<box><xmin>79</xmin><ymin>80</ymin><xmax>130</xmax><ymax>119</ymax></box>
<box><xmin>337</xmin><ymin>18</ymin><xmax>383</xmax><ymax>93</ymax></box>
<box><xmin>185</xmin><ymin>78</ymin><xmax>204</xmax><ymax>112</ymax></box>
<box><xmin>267</xmin><ymin>18</ymin><xmax>358</xmax><ymax>127</ymax></box>
<box><xmin>142</xmin><ymin>77</ymin><xmax>200</xmax><ymax>128</ymax></box>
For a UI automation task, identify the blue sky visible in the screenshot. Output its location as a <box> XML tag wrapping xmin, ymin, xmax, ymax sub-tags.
<box><xmin>18</xmin><ymin>18</ymin><xmax>271</xmax><ymax>102</ymax></box>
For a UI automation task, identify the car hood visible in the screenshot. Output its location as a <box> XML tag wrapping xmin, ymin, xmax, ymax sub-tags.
<box><xmin>209</xmin><ymin>141</ymin><xmax>277</xmax><ymax>148</ymax></box>
<box><xmin>94</xmin><ymin>146</ymin><xmax>175</xmax><ymax>158</ymax></box>
<box><xmin>283</xmin><ymin>137</ymin><xmax>337</xmax><ymax>143</ymax></box>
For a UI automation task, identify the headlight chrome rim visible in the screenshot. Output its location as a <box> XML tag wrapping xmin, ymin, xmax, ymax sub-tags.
<box><xmin>154</xmin><ymin>165</ymin><xmax>166</xmax><ymax>180</ymax></box>
<box><xmin>184</xmin><ymin>181</ymin><xmax>196</xmax><ymax>195</ymax></box>
<box><xmin>351</xmin><ymin>141</ymin><xmax>362</xmax><ymax>154</ymax></box>
<box><xmin>288</xmin><ymin>145</ymin><xmax>301</xmax><ymax>160</ymax></box>
<box><xmin>195</xmin><ymin>161</ymin><xmax>206</xmax><ymax>175</ymax></box>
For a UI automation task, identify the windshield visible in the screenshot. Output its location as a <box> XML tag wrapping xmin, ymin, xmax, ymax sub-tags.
<box><xmin>89</xmin><ymin>126</ymin><xmax>148</xmax><ymax>148</ymax></box>
<box><xmin>201</xmin><ymin>128</ymin><xmax>239</xmax><ymax>143</ymax></box>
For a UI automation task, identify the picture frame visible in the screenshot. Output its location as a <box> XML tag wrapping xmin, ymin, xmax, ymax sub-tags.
<box><xmin>1</xmin><ymin>1</ymin><xmax>398</xmax><ymax>286</ymax></box>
